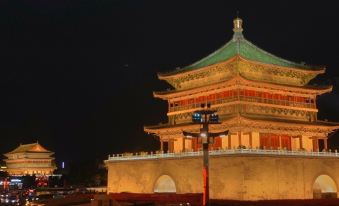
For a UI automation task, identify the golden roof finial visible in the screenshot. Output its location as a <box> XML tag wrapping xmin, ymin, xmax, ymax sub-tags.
<box><xmin>233</xmin><ymin>12</ymin><xmax>243</xmax><ymax>33</ymax></box>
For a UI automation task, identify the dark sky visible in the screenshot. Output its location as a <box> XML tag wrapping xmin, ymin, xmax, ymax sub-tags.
<box><xmin>0</xmin><ymin>1</ymin><xmax>338</xmax><ymax>165</ymax></box>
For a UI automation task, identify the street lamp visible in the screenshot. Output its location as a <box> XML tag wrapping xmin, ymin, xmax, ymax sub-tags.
<box><xmin>183</xmin><ymin>103</ymin><xmax>228</xmax><ymax>206</ymax></box>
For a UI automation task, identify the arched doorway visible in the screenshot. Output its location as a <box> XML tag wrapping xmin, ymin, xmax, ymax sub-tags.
<box><xmin>313</xmin><ymin>175</ymin><xmax>337</xmax><ymax>199</ymax></box>
<box><xmin>153</xmin><ymin>175</ymin><xmax>176</xmax><ymax>193</ymax></box>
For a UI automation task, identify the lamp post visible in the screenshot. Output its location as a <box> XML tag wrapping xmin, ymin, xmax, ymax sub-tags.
<box><xmin>183</xmin><ymin>103</ymin><xmax>228</xmax><ymax>206</ymax></box>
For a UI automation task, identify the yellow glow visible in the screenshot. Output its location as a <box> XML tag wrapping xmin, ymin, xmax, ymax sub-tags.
<box><xmin>313</xmin><ymin>175</ymin><xmax>337</xmax><ymax>193</ymax></box>
<box><xmin>154</xmin><ymin>175</ymin><xmax>176</xmax><ymax>193</ymax></box>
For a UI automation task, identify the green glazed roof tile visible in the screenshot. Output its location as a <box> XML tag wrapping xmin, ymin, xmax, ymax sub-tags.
<box><xmin>162</xmin><ymin>31</ymin><xmax>322</xmax><ymax>76</ymax></box>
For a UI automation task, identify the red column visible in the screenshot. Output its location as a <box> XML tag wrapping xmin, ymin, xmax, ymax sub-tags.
<box><xmin>313</xmin><ymin>138</ymin><xmax>319</xmax><ymax>151</ymax></box>
<box><xmin>182</xmin><ymin>138</ymin><xmax>186</xmax><ymax>152</ymax></box>
<box><xmin>324</xmin><ymin>139</ymin><xmax>328</xmax><ymax>151</ymax></box>
<box><xmin>238</xmin><ymin>132</ymin><xmax>242</xmax><ymax>147</ymax></box>
<box><xmin>169</xmin><ymin>140</ymin><xmax>174</xmax><ymax>153</ymax></box>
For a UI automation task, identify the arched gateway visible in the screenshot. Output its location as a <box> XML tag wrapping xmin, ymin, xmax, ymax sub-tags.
<box><xmin>153</xmin><ymin>175</ymin><xmax>176</xmax><ymax>193</ymax></box>
<box><xmin>313</xmin><ymin>175</ymin><xmax>337</xmax><ymax>199</ymax></box>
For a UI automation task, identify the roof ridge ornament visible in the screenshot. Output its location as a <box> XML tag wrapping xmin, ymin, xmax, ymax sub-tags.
<box><xmin>233</xmin><ymin>16</ymin><xmax>243</xmax><ymax>32</ymax></box>
<box><xmin>232</xmin><ymin>16</ymin><xmax>244</xmax><ymax>40</ymax></box>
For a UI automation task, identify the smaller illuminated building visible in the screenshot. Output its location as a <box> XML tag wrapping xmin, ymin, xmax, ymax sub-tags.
<box><xmin>3</xmin><ymin>142</ymin><xmax>56</xmax><ymax>176</ymax></box>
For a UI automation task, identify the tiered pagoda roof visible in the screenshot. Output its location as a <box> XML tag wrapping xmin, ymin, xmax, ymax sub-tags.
<box><xmin>156</xmin><ymin>18</ymin><xmax>326</xmax><ymax>91</ymax></box>
<box><xmin>144</xmin><ymin>17</ymin><xmax>339</xmax><ymax>136</ymax></box>
<box><xmin>5</xmin><ymin>142</ymin><xmax>53</xmax><ymax>156</ymax></box>
<box><xmin>4</xmin><ymin>142</ymin><xmax>56</xmax><ymax>176</ymax></box>
<box><xmin>154</xmin><ymin>74</ymin><xmax>332</xmax><ymax>100</ymax></box>
<box><xmin>160</xmin><ymin>21</ymin><xmax>322</xmax><ymax>76</ymax></box>
<box><xmin>145</xmin><ymin>113</ymin><xmax>339</xmax><ymax>137</ymax></box>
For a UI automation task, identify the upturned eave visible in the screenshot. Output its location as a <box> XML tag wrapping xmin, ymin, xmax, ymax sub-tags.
<box><xmin>158</xmin><ymin>55</ymin><xmax>325</xmax><ymax>81</ymax></box>
<box><xmin>153</xmin><ymin>75</ymin><xmax>332</xmax><ymax>100</ymax></box>
<box><xmin>144</xmin><ymin>114</ymin><xmax>339</xmax><ymax>136</ymax></box>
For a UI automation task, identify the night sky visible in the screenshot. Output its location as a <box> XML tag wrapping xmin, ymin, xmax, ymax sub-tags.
<box><xmin>0</xmin><ymin>1</ymin><xmax>338</xmax><ymax>166</ymax></box>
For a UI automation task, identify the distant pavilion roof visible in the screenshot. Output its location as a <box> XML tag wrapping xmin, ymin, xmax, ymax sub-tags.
<box><xmin>159</xmin><ymin>18</ymin><xmax>323</xmax><ymax>77</ymax></box>
<box><xmin>5</xmin><ymin>142</ymin><xmax>52</xmax><ymax>154</ymax></box>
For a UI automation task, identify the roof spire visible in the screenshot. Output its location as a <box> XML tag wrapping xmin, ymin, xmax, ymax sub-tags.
<box><xmin>232</xmin><ymin>14</ymin><xmax>244</xmax><ymax>40</ymax></box>
<box><xmin>233</xmin><ymin>15</ymin><xmax>243</xmax><ymax>33</ymax></box>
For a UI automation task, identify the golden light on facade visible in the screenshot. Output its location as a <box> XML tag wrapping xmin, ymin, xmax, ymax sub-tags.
<box><xmin>3</xmin><ymin>142</ymin><xmax>56</xmax><ymax>176</ymax></box>
<box><xmin>106</xmin><ymin>17</ymin><xmax>339</xmax><ymax>201</ymax></box>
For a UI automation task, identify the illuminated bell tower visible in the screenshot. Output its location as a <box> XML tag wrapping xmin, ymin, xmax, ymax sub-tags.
<box><xmin>145</xmin><ymin>17</ymin><xmax>339</xmax><ymax>153</ymax></box>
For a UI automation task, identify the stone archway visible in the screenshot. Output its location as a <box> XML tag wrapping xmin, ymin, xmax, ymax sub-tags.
<box><xmin>153</xmin><ymin>175</ymin><xmax>176</xmax><ymax>193</ymax></box>
<box><xmin>313</xmin><ymin>175</ymin><xmax>337</xmax><ymax>199</ymax></box>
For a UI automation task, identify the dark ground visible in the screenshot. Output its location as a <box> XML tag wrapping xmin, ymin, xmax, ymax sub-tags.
<box><xmin>211</xmin><ymin>199</ymin><xmax>339</xmax><ymax>206</ymax></box>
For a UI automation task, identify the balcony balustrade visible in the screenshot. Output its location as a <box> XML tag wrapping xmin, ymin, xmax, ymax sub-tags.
<box><xmin>107</xmin><ymin>148</ymin><xmax>338</xmax><ymax>162</ymax></box>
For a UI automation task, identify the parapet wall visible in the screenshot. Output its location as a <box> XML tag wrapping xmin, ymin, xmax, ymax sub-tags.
<box><xmin>106</xmin><ymin>154</ymin><xmax>339</xmax><ymax>200</ymax></box>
